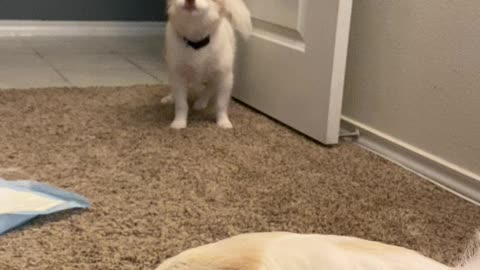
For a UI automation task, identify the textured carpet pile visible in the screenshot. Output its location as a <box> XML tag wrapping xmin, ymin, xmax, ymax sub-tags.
<box><xmin>0</xmin><ymin>85</ymin><xmax>478</xmax><ymax>270</ymax></box>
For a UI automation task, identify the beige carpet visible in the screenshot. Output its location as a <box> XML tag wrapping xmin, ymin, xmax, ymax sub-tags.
<box><xmin>0</xmin><ymin>85</ymin><xmax>478</xmax><ymax>270</ymax></box>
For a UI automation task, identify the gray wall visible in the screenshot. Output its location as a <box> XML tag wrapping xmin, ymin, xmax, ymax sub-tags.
<box><xmin>343</xmin><ymin>1</ymin><xmax>480</xmax><ymax>176</ymax></box>
<box><xmin>0</xmin><ymin>0</ymin><xmax>166</xmax><ymax>21</ymax></box>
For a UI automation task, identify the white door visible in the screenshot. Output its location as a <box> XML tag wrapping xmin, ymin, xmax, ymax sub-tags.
<box><xmin>234</xmin><ymin>0</ymin><xmax>353</xmax><ymax>145</ymax></box>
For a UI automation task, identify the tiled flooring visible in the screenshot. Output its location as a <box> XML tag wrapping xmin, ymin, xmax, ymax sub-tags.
<box><xmin>0</xmin><ymin>35</ymin><xmax>168</xmax><ymax>89</ymax></box>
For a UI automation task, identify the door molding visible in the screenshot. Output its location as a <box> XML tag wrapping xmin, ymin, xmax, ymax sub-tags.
<box><xmin>342</xmin><ymin>116</ymin><xmax>480</xmax><ymax>206</ymax></box>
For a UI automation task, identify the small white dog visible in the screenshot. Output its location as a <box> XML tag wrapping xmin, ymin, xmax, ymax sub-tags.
<box><xmin>155</xmin><ymin>232</ymin><xmax>480</xmax><ymax>270</ymax></box>
<box><xmin>162</xmin><ymin>0</ymin><xmax>252</xmax><ymax>129</ymax></box>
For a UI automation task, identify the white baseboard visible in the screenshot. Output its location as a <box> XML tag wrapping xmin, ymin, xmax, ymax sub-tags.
<box><xmin>342</xmin><ymin>116</ymin><xmax>480</xmax><ymax>206</ymax></box>
<box><xmin>0</xmin><ymin>20</ymin><xmax>165</xmax><ymax>37</ymax></box>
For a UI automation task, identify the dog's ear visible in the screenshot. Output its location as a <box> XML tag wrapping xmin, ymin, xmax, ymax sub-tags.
<box><xmin>166</xmin><ymin>0</ymin><xmax>176</xmax><ymax>10</ymax></box>
<box><xmin>182</xmin><ymin>244</ymin><xmax>264</xmax><ymax>270</ymax></box>
<box><xmin>166</xmin><ymin>0</ymin><xmax>176</xmax><ymax>17</ymax></box>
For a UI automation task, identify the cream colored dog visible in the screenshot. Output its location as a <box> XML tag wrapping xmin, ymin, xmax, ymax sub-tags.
<box><xmin>162</xmin><ymin>0</ymin><xmax>252</xmax><ymax>129</ymax></box>
<box><xmin>155</xmin><ymin>232</ymin><xmax>479</xmax><ymax>270</ymax></box>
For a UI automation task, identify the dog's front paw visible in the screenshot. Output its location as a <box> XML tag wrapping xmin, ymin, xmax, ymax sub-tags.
<box><xmin>161</xmin><ymin>94</ymin><xmax>174</xmax><ymax>105</ymax></box>
<box><xmin>217</xmin><ymin>118</ymin><xmax>233</xmax><ymax>129</ymax></box>
<box><xmin>170</xmin><ymin>120</ymin><xmax>187</xmax><ymax>129</ymax></box>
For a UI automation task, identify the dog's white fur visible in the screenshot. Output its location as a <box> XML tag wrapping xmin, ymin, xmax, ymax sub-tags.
<box><xmin>163</xmin><ymin>0</ymin><xmax>252</xmax><ymax>129</ymax></box>
<box><xmin>155</xmin><ymin>232</ymin><xmax>480</xmax><ymax>270</ymax></box>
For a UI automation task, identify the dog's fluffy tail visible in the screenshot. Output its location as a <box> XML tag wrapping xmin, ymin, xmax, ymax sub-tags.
<box><xmin>456</xmin><ymin>232</ymin><xmax>480</xmax><ymax>270</ymax></box>
<box><xmin>224</xmin><ymin>0</ymin><xmax>252</xmax><ymax>40</ymax></box>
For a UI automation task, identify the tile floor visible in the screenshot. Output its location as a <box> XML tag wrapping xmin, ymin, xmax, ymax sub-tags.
<box><xmin>0</xmin><ymin>35</ymin><xmax>168</xmax><ymax>89</ymax></box>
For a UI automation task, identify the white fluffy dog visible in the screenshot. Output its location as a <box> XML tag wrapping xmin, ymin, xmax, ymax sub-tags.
<box><xmin>162</xmin><ymin>0</ymin><xmax>252</xmax><ymax>129</ymax></box>
<box><xmin>155</xmin><ymin>232</ymin><xmax>480</xmax><ymax>270</ymax></box>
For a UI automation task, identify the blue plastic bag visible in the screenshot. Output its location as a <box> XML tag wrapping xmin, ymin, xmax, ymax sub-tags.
<box><xmin>0</xmin><ymin>178</ymin><xmax>90</xmax><ymax>235</ymax></box>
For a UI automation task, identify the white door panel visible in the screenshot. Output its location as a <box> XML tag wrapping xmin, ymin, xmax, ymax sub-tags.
<box><xmin>244</xmin><ymin>0</ymin><xmax>300</xmax><ymax>29</ymax></box>
<box><xmin>234</xmin><ymin>0</ymin><xmax>352</xmax><ymax>144</ymax></box>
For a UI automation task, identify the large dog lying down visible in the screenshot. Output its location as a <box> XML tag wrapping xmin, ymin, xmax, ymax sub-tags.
<box><xmin>155</xmin><ymin>232</ymin><xmax>479</xmax><ymax>270</ymax></box>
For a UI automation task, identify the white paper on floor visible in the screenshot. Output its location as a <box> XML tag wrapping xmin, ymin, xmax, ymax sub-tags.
<box><xmin>0</xmin><ymin>178</ymin><xmax>90</xmax><ymax>235</ymax></box>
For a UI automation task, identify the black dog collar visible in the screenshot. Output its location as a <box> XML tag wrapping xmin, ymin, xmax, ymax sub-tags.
<box><xmin>184</xmin><ymin>36</ymin><xmax>211</xmax><ymax>50</ymax></box>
